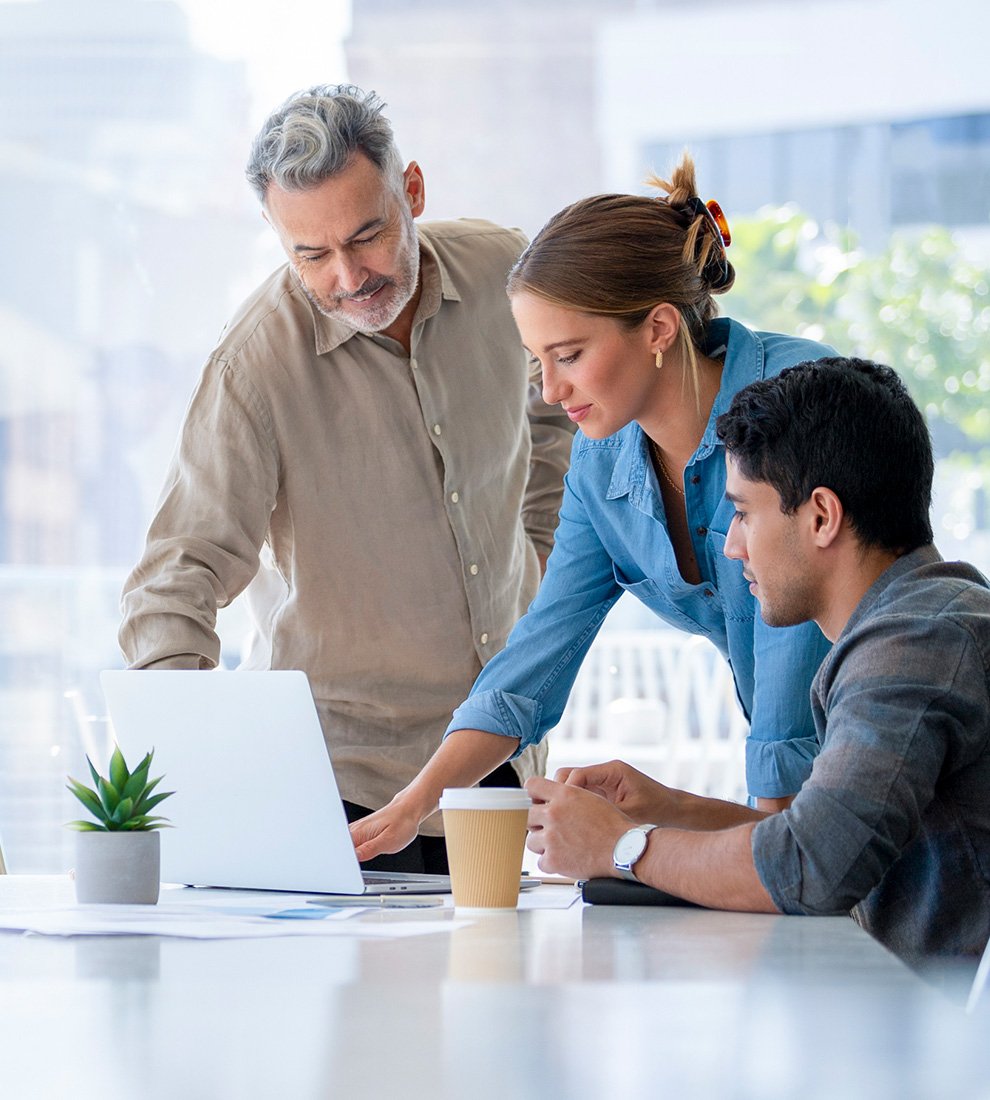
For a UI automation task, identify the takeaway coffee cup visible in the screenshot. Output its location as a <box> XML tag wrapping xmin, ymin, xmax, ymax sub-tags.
<box><xmin>439</xmin><ymin>787</ymin><xmax>532</xmax><ymax>911</ymax></box>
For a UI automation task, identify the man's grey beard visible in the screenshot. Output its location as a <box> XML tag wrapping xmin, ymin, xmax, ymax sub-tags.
<box><xmin>303</xmin><ymin>220</ymin><xmax>420</xmax><ymax>333</ymax></box>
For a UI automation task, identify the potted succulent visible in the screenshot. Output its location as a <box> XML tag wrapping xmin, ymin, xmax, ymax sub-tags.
<box><xmin>66</xmin><ymin>746</ymin><xmax>173</xmax><ymax>904</ymax></box>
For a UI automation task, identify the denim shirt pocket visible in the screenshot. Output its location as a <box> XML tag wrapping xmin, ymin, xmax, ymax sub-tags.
<box><xmin>708</xmin><ymin>531</ymin><xmax>755</xmax><ymax>624</ymax></box>
<box><xmin>612</xmin><ymin>562</ymin><xmax>709</xmax><ymax>635</ymax></box>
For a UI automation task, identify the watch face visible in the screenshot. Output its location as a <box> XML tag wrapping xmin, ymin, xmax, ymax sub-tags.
<box><xmin>614</xmin><ymin>828</ymin><xmax>648</xmax><ymax>866</ymax></box>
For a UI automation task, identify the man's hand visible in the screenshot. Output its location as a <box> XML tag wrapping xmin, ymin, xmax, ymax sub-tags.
<box><xmin>525</xmin><ymin>775</ymin><xmax>633</xmax><ymax>880</ymax></box>
<box><xmin>349</xmin><ymin>801</ymin><xmax>423</xmax><ymax>863</ymax></box>
<box><xmin>527</xmin><ymin>773</ymin><xmax>778</xmax><ymax>911</ymax></box>
<box><xmin>554</xmin><ymin>759</ymin><xmax>680</xmax><ymax>824</ymax></box>
<box><xmin>558</xmin><ymin>759</ymin><xmax>773</xmax><ymax>832</ymax></box>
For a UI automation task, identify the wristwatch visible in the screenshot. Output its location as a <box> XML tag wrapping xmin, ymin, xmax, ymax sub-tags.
<box><xmin>612</xmin><ymin>824</ymin><xmax>658</xmax><ymax>883</ymax></box>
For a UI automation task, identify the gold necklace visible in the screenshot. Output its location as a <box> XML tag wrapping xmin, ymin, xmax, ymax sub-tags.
<box><xmin>650</xmin><ymin>440</ymin><xmax>685</xmax><ymax>497</ymax></box>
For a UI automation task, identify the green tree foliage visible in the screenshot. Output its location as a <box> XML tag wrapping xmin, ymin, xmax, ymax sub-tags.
<box><xmin>722</xmin><ymin>206</ymin><xmax>990</xmax><ymax>458</ymax></box>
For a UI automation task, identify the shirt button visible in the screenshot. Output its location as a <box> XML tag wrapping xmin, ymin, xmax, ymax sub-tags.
<box><xmin>691</xmin><ymin>475</ymin><xmax>701</xmax><ymax>485</ymax></box>
<box><xmin>703</xmin><ymin>589</ymin><xmax>714</xmax><ymax>598</ymax></box>
<box><xmin>469</xmin><ymin>563</ymin><xmax>479</xmax><ymax>575</ymax></box>
<box><xmin>480</xmin><ymin>633</ymin><xmax>489</xmax><ymax>645</ymax></box>
<box><xmin>696</xmin><ymin>526</ymin><xmax>707</xmax><ymax>536</ymax></box>
<box><xmin>410</xmin><ymin>358</ymin><xmax>418</xmax><ymax>370</ymax></box>
<box><xmin>433</xmin><ymin>424</ymin><xmax>442</xmax><ymax>436</ymax></box>
<box><xmin>450</xmin><ymin>491</ymin><xmax>459</xmax><ymax>503</ymax></box>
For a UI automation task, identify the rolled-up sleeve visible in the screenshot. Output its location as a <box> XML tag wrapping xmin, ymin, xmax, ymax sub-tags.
<box><xmin>745</xmin><ymin>614</ymin><xmax>832</xmax><ymax>799</ymax></box>
<box><xmin>751</xmin><ymin>614</ymin><xmax>979</xmax><ymax>915</ymax></box>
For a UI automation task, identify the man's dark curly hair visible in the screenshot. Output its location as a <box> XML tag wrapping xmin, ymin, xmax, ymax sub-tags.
<box><xmin>716</xmin><ymin>357</ymin><xmax>933</xmax><ymax>554</ymax></box>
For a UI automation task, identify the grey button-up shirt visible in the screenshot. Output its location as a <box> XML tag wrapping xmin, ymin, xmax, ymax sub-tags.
<box><xmin>119</xmin><ymin>220</ymin><xmax>574</xmax><ymax>826</ymax></box>
<box><xmin>753</xmin><ymin>545</ymin><xmax>990</xmax><ymax>964</ymax></box>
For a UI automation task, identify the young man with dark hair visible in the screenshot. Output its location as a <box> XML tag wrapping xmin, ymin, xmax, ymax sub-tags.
<box><xmin>526</xmin><ymin>357</ymin><xmax>990</xmax><ymax>967</ymax></box>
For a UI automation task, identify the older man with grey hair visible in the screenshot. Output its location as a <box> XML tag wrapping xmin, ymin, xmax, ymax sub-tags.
<box><xmin>119</xmin><ymin>84</ymin><xmax>573</xmax><ymax>873</ymax></box>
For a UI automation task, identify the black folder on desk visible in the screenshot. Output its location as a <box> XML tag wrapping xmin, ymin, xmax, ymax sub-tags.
<box><xmin>581</xmin><ymin>878</ymin><xmax>702</xmax><ymax>907</ymax></box>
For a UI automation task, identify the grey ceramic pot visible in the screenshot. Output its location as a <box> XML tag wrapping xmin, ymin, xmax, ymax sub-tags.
<box><xmin>74</xmin><ymin>830</ymin><xmax>161</xmax><ymax>904</ymax></box>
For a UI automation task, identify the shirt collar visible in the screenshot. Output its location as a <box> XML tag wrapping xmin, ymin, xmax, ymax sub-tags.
<box><xmin>838</xmin><ymin>543</ymin><xmax>944</xmax><ymax>641</ymax></box>
<box><xmin>606</xmin><ymin>422</ymin><xmax>652</xmax><ymax>503</ymax></box>
<box><xmin>311</xmin><ymin>225</ymin><xmax>462</xmax><ymax>356</ymax></box>
<box><xmin>696</xmin><ymin>317</ymin><xmax>765</xmax><ymax>458</ymax></box>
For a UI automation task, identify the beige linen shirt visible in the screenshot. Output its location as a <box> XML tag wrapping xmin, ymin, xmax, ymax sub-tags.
<box><xmin>119</xmin><ymin>219</ymin><xmax>573</xmax><ymax>833</ymax></box>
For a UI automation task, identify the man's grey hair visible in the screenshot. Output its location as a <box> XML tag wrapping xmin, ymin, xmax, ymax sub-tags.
<box><xmin>245</xmin><ymin>84</ymin><xmax>404</xmax><ymax>203</ymax></box>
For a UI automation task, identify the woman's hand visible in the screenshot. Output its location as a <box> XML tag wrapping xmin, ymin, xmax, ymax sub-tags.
<box><xmin>349</xmin><ymin>798</ymin><xmax>424</xmax><ymax>863</ymax></box>
<box><xmin>347</xmin><ymin>728</ymin><xmax>521</xmax><ymax>863</ymax></box>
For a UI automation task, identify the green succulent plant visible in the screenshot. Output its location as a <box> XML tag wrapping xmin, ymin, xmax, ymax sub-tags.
<box><xmin>67</xmin><ymin>746</ymin><xmax>173</xmax><ymax>832</ymax></box>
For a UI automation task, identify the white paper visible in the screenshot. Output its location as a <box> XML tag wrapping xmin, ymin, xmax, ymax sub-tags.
<box><xmin>516</xmin><ymin>885</ymin><xmax>581</xmax><ymax>910</ymax></box>
<box><xmin>0</xmin><ymin>879</ymin><xmax>576</xmax><ymax>939</ymax></box>
<box><xmin>0</xmin><ymin>903</ymin><xmax>469</xmax><ymax>940</ymax></box>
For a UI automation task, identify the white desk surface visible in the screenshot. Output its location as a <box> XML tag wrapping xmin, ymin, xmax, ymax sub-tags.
<box><xmin>0</xmin><ymin>875</ymin><xmax>985</xmax><ymax>1100</ymax></box>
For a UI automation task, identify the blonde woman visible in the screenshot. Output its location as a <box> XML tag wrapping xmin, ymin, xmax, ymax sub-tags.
<box><xmin>352</xmin><ymin>155</ymin><xmax>834</xmax><ymax>864</ymax></box>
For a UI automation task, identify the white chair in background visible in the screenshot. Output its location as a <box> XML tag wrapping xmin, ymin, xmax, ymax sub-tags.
<box><xmin>673</xmin><ymin>637</ymin><xmax>750</xmax><ymax>800</ymax></box>
<box><xmin>545</xmin><ymin>629</ymin><xmax>749</xmax><ymax>803</ymax></box>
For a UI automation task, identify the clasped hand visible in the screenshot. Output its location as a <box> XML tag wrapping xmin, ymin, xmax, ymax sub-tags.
<box><xmin>525</xmin><ymin>760</ymin><xmax>674</xmax><ymax>880</ymax></box>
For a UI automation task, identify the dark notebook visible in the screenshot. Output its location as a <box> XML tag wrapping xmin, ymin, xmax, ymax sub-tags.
<box><xmin>581</xmin><ymin>877</ymin><xmax>702</xmax><ymax>907</ymax></box>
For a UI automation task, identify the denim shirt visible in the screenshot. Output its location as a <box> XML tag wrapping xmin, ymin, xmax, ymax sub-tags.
<box><xmin>446</xmin><ymin>317</ymin><xmax>833</xmax><ymax>798</ymax></box>
<box><xmin>753</xmin><ymin>546</ymin><xmax>990</xmax><ymax>964</ymax></box>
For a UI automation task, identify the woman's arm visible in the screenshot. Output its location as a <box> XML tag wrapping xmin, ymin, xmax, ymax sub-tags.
<box><xmin>352</xmin><ymin>450</ymin><xmax>624</xmax><ymax>862</ymax></box>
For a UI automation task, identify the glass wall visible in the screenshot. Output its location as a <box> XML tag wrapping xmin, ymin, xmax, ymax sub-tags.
<box><xmin>2</xmin><ymin>0</ymin><xmax>988</xmax><ymax>869</ymax></box>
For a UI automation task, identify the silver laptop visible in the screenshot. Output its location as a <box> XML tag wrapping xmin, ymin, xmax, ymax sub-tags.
<box><xmin>100</xmin><ymin>669</ymin><xmax>481</xmax><ymax>896</ymax></box>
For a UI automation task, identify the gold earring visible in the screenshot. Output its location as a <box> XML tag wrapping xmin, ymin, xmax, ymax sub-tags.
<box><xmin>655</xmin><ymin>350</ymin><xmax>663</xmax><ymax>370</ymax></box>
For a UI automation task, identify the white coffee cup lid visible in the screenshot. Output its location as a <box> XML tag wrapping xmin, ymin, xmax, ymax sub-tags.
<box><xmin>439</xmin><ymin>787</ymin><xmax>532</xmax><ymax>811</ymax></box>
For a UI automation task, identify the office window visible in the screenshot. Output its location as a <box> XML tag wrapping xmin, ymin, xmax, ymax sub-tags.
<box><xmin>1</xmin><ymin>0</ymin><xmax>987</xmax><ymax>870</ymax></box>
<box><xmin>891</xmin><ymin>113</ymin><xmax>990</xmax><ymax>227</ymax></box>
<box><xmin>646</xmin><ymin>112</ymin><xmax>990</xmax><ymax>243</ymax></box>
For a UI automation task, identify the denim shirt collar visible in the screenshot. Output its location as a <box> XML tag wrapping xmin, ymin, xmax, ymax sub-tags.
<box><xmin>698</xmin><ymin>317</ymin><xmax>767</xmax><ymax>456</ymax></box>
<box><xmin>606</xmin><ymin>316</ymin><xmax>766</xmax><ymax>503</ymax></box>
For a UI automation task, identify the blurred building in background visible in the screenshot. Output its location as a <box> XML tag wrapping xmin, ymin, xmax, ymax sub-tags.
<box><xmin>599</xmin><ymin>0</ymin><xmax>990</xmax><ymax>253</ymax></box>
<box><xmin>346</xmin><ymin>0</ymin><xmax>990</xmax><ymax>249</ymax></box>
<box><xmin>345</xmin><ymin>0</ymin><xmax>633</xmax><ymax>233</ymax></box>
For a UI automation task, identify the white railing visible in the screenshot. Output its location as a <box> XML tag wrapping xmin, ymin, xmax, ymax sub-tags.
<box><xmin>545</xmin><ymin>630</ymin><xmax>749</xmax><ymax>803</ymax></box>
